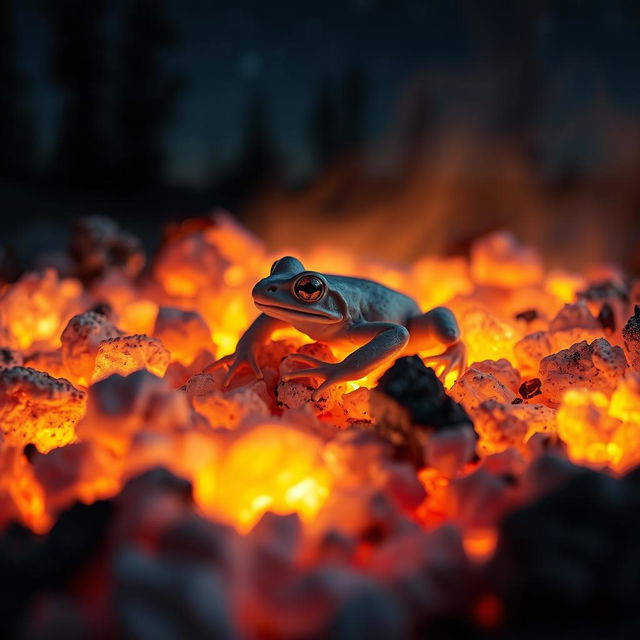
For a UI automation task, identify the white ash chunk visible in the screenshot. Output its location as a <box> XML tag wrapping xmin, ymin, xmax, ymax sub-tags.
<box><xmin>470</xmin><ymin>358</ymin><xmax>521</xmax><ymax>392</ymax></box>
<box><xmin>76</xmin><ymin>370</ymin><xmax>190</xmax><ymax>452</ymax></box>
<box><xmin>549</xmin><ymin>300</ymin><xmax>600</xmax><ymax>333</ymax></box>
<box><xmin>153</xmin><ymin>306</ymin><xmax>215</xmax><ymax>367</ymax></box>
<box><xmin>449</xmin><ymin>368</ymin><xmax>516</xmax><ymax>415</ymax></box>
<box><xmin>473</xmin><ymin>399</ymin><xmax>528</xmax><ymax>453</ymax></box>
<box><xmin>340</xmin><ymin>387</ymin><xmax>371</xmax><ymax>424</ymax></box>
<box><xmin>61</xmin><ymin>310</ymin><xmax>122</xmax><ymax>385</ymax></box>
<box><xmin>275</xmin><ymin>379</ymin><xmax>344</xmax><ymax>412</ymax></box>
<box><xmin>473</xmin><ymin>399</ymin><xmax>556</xmax><ymax>454</ymax></box>
<box><xmin>423</xmin><ymin>426</ymin><xmax>478</xmax><ymax>477</ymax></box>
<box><xmin>192</xmin><ymin>385</ymin><xmax>270</xmax><ymax>430</ymax></box>
<box><xmin>539</xmin><ymin>338</ymin><xmax>628</xmax><ymax>407</ymax></box>
<box><xmin>448</xmin><ymin>468</ymin><xmax>515</xmax><ymax>529</ymax></box>
<box><xmin>548</xmin><ymin>301</ymin><xmax>602</xmax><ymax>351</ymax></box>
<box><xmin>93</xmin><ymin>334</ymin><xmax>170</xmax><ymax>382</ymax></box>
<box><xmin>0</xmin><ymin>366</ymin><xmax>85</xmax><ymax>451</ymax></box>
<box><xmin>514</xmin><ymin>331</ymin><xmax>553</xmax><ymax>378</ymax></box>
<box><xmin>324</xmin><ymin>430</ymin><xmax>394</xmax><ymax>487</ymax></box>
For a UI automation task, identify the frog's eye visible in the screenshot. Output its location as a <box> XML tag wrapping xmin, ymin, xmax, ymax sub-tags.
<box><xmin>293</xmin><ymin>275</ymin><xmax>325</xmax><ymax>302</ymax></box>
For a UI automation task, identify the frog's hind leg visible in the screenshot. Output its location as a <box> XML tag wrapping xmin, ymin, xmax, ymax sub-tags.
<box><xmin>406</xmin><ymin>306</ymin><xmax>465</xmax><ymax>378</ymax></box>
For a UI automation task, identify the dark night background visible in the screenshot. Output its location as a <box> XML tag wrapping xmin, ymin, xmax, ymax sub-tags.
<box><xmin>2</xmin><ymin>0</ymin><xmax>640</xmax><ymax>271</ymax></box>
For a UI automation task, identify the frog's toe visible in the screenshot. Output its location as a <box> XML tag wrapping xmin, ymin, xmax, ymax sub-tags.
<box><xmin>221</xmin><ymin>350</ymin><xmax>262</xmax><ymax>387</ymax></box>
<box><xmin>282</xmin><ymin>366</ymin><xmax>327</xmax><ymax>383</ymax></box>
<box><xmin>206</xmin><ymin>353</ymin><xmax>235</xmax><ymax>372</ymax></box>
<box><xmin>284</xmin><ymin>353</ymin><xmax>329</xmax><ymax>368</ymax></box>
<box><xmin>424</xmin><ymin>341</ymin><xmax>466</xmax><ymax>380</ymax></box>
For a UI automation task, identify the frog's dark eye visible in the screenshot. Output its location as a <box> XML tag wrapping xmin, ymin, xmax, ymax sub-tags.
<box><xmin>293</xmin><ymin>275</ymin><xmax>325</xmax><ymax>302</ymax></box>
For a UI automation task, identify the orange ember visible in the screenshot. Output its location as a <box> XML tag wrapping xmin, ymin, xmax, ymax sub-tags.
<box><xmin>0</xmin><ymin>211</ymin><xmax>639</xmax><ymax>586</ymax></box>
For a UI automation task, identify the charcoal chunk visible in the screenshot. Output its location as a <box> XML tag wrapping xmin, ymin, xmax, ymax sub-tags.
<box><xmin>69</xmin><ymin>215</ymin><xmax>144</xmax><ymax>283</ymax></box>
<box><xmin>623</xmin><ymin>305</ymin><xmax>640</xmax><ymax>371</ymax></box>
<box><xmin>120</xmin><ymin>467</ymin><xmax>193</xmax><ymax>504</ymax></box>
<box><xmin>514</xmin><ymin>308</ymin><xmax>539</xmax><ymax>323</ymax></box>
<box><xmin>375</xmin><ymin>356</ymin><xmax>471</xmax><ymax>430</ymax></box>
<box><xmin>370</xmin><ymin>356</ymin><xmax>475</xmax><ymax>467</ymax></box>
<box><xmin>598</xmin><ymin>302</ymin><xmax>616</xmax><ymax>333</ymax></box>
<box><xmin>0</xmin><ymin>500</ymin><xmax>113</xmax><ymax>637</ymax></box>
<box><xmin>518</xmin><ymin>378</ymin><xmax>542</xmax><ymax>400</ymax></box>
<box><xmin>490</xmin><ymin>470</ymin><xmax>640</xmax><ymax>635</ymax></box>
<box><xmin>579</xmin><ymin>280</ymin><xmax>629</xmax><ymax>303</ymax></box>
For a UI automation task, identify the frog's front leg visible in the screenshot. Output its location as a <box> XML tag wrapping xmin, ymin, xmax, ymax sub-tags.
<box><xmin>283</xmin><ymin>322</ymin><xmax>409</xmax><ymax>400</ymax></box>
<box><xmin>207</xmin><ymin>313</ymin><xmax>287</xmax><ymax>385</ymax></box>
<box><xmin>406</xmin><ymin>306</ymin><xmax>465</xmax><ymax>378</ymax></box>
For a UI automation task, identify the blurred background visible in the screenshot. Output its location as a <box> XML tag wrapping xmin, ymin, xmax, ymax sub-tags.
<box><xmin>2</xmin><ymin>0</ymin><xmax>640</xmax><ymax>272</ymax></box>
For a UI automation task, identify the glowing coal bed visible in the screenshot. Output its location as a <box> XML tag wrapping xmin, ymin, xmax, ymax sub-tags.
<box><xmin>1</xmin><ymin>213</ymin><xmax>640</xmax><ymax>638</ymax></box>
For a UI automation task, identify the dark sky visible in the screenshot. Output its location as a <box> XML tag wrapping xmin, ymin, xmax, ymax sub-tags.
<box><xmin>13</xmin><ymin>0</ymin><xmax>640</xmax><ymax>187</ymax></box>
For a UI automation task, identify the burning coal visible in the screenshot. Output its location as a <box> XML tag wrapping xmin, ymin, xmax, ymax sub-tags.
<box><xmin>1</xmin><ymin>212</ymin><xmax>640</xmax><ymax>638</ymax></box>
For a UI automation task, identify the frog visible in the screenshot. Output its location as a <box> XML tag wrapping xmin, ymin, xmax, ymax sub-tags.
<box><xmin>211</xmin><ymin>256</ymin><xmax>465</xmax><ymax>400</ymax></box>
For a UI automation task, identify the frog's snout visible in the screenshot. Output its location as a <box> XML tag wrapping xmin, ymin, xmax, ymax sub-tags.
<box><xmin>252</xmin><ymin>278</ymin><xmax>277</xmax><ymax>302</ymax></box>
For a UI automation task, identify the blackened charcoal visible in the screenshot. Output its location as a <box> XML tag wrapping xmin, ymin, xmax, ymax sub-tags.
<box><xmin>0</xmin><ymin>523</ymin><xmax>40</xmax><ymax>637</ymax></box>
<box><xmin>23</xmin><ymin>443</ymin><xmax>38</xmax><ymax>462</ymax></box>
<box><xmin>371</xmin><ymin>356</ymin><xmax>474</xmax><ymax>467</ymax></box>
<box><xmin>375</xmin><ymin>356</ymin><xmax>472</xmax><ymax>431</ymax></box>
<box><xmin>0</xmin><ymin>346</ymin><xmax>22</xmax><ymax>368</ymax></box>
<box><xmin>36</xmin><ymin>500</ymin><xmax>114</xmax><ymax>588</ymax></box>
<box><xmin>490</xmin><ymin>471</ymin><xmax>640</xmax><ymax>634</ymax></box>
<box><xmin>69</xmin><ymin>215</ymin><xmax>144</xmax><ymax>283</ymax></box>
<box><xmin>598</xmin><ymin>302</ymin><xmax>616</xmax><ymax>333</ymax></box>
<box><xmin>514</xmin><ymin>309</ymin><xmax>539</xmax><ymax>323</ymax></box>
<box><xmin>88</xmin><ymin>301</ymin><xmax>114</xmax><ymax>319</ymax></box>
<box><xmin>114</xmin><ymin>547</ymin><xmax>235</xmax><ymax>640</ymax></box>
<box><xmin>518</xmin><ymin>378</ymin><xmax>542</xmax><ymax>400</ymax></box>
<box><xmin>0</xmin><ymin>500</ymin><xmax>113</xmax><ymax>637</ymax></box>
<box><xmin>579</xmin><ymin>280</ymin><xmax>629</xmax><ymax>302</ymax></box>
<box><xmin>120</xmin><ymin>467</ymin><xmax>193</xmax><ymax>504</ymax></box>
<box><xmin>622</xmin><ymin>305</ymin><xmax>640</xmax><ymax>371</ymax></box>
<box><xmin>159</xmin><ymin>516</ymin><xmax>236</xmax><ymax>572</ymax></box>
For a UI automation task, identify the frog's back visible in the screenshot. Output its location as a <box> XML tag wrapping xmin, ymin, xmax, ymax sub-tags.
<box><xmin>328</xmin><ymin>274</ymin><xmax>420</xmax><ymax>324</ymax></box>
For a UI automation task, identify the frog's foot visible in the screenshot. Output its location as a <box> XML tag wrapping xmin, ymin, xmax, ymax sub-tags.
<box><xmin>207</xmin><ymin>348</ymin><xmax>263</xmax><ymax>387</ymax></box>
<box><xmin>423</xmin><ymin>341</ymin><xmax>466</xmax><ymax>381</ymax></box>
<box><xmin>283</xmin><ymin>353</ymin><xmax>331</xmax><ymax>368</ymax></box>
<box><xmin>282</xmin><ymin>361</ymin><xmax>350</xmax><ymax>401</ymax></box>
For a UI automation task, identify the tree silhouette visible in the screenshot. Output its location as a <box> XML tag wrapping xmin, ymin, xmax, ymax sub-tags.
<box><xmin>114</xmin><ymin>0</ymin><xmax>184</xmax><ymax>189</ymax></box>
<box><xmin>45</xmin><ymin>0</ymin><xmax>110</xmax><ymax>188</ymax></box>
<box><xmin>0</xmin><ymin>0</ymin><xmax>34</xmax><ymax>181</ymax></box>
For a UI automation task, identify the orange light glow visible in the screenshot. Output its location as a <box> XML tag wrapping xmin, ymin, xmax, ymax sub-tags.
<box><xmin>1</xmin><ymin>213</ymin><xmax>639</xmax><ymax>545</ymax></box>
<box><xmin>195</xmin><ymin>423</ymin><xmax>332</xmax><ymax>532</ymax></box>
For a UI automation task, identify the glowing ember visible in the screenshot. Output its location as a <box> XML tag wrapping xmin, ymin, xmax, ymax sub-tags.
<box><xmin>1</xmin><ymin>211</ymin><xmax>640</xmax><ymax>637</ymax></box>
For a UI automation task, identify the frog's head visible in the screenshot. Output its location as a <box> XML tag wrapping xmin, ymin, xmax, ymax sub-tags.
<box><xmin>252</xmin><ymin>256</ymin><xmax>345</xmax><ymax>325</ymax></box>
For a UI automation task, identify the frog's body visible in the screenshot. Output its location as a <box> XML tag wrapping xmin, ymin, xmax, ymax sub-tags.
<box><xmin>213</xmin><ymin>256</ymin><xmax>465</xmax><ymax>399</ymax></box>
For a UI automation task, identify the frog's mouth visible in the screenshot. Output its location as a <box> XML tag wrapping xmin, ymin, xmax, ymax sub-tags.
<box><xmin>254</xmin><ymin>301</ymin><xmax>342</xmax><ymax>324</ymax></box>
